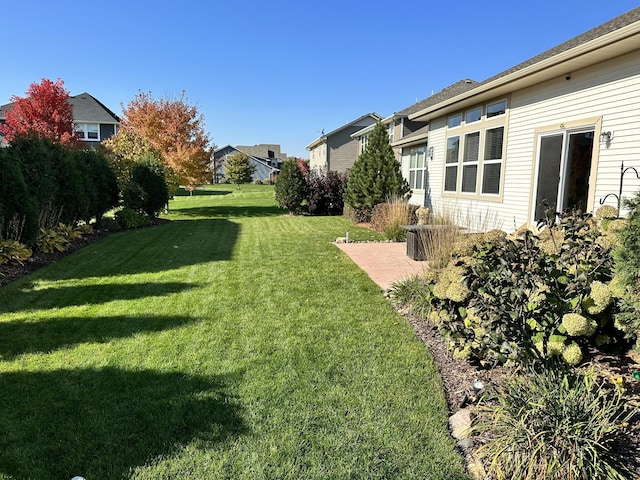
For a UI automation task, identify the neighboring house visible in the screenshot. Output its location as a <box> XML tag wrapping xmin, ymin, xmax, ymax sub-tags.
<box><xmin>306</xmin><ymin>113</ymin><xmax>381</xmax><ymax>173</ymax></box>
<box><xmin>401</xmin><ymin>7</ymin><xmax>640</xmax><ymax>231</ymax></box>
<box><xmin>0</xmin><ymin>92</ymin><xmax>120</xmax><ymax>148</ymax></box>
<box><xmin>213</xmin><ymin>144</ymin><xmax>285</xmax><ymax>183</ymax></box>
<box><xmin>69</xmin><ymin>93</ymin><xmax>120</xmax><ymax>147</ymax></box>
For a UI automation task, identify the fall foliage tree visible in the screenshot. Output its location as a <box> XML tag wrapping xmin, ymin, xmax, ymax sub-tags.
<box><xmin>0</xmin><ymin>78</ymin><xmax>80</xmax><ymax>146</ymax></box>
<box><xmin>225</xmin><ymin>152</ymin><xmax>256</xmax><ymax>188</ymax></box>
<box><xmin>117</xmin><ymin>91</ymin><xmax>213</xmax><ymax>190</ymax></box>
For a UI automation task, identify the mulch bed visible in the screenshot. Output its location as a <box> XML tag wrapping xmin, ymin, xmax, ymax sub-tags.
<box><xmin>393</xmin><ymin>304</ymin><xmax>640</xmax><ymax>478</ymax></box>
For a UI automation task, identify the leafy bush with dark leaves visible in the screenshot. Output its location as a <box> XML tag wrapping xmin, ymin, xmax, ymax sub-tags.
<box><xmin>304</xmin><ymin>170</ymin><xmax>347</xmax><ymax>216</ymax></box>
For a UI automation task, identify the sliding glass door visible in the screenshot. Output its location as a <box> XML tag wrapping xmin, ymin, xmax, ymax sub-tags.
<box><xmin>533</xmin><ymin>129</ymin><xmax>594</xmax><ymax>222</ymax></box>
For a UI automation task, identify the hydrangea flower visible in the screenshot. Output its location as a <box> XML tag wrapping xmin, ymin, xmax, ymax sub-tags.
<box><xmin>562</xmin><ymin>313</ymin><xmax>597</xmax><ymax>337</ymax></box>
<box><xmin>582</xmin><ymin>281</ymin><xmax>612</xmax><ymax>315</ymax></box>
<box><xmin>433</xmin><ymin>264</ymin><xmax>470</xmax><ymax>302</ymax></box>
<box><xmin>562</xmin><ymin>342</ymin><xmax>583</xmax><ymax>365</ymax></box>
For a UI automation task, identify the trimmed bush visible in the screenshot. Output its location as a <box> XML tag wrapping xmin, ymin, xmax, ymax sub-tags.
<box><xmin>0</xmin><ymin>147</ymin><xmax>38</xmax><ymax>244</ymax></box>
<box><xmin>275</xmin><ymin>159</ymin><xmax>307</xmax><ymax>214</ymax></box>
<box><xmin>115</xmin><ymin>207</ymin><xmax>149</xmax><ymax>229</ymax></box>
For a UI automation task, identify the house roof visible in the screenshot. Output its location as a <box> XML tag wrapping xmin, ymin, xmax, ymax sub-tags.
<box><xmin>213</xmin><ymin>145</ymin><xmax>280</xmax><ymax>171</ymax></box>
<box><xmin>391</xmin><ymin>123</ymin><xmax>430</xmax><ymax>148</ymax></box>
<box><xmin>0</xmin><ymin>92</ymin><xmax>120</xmax><ymax>124</ymax></box>
<box><xmin>410</xmin><ymin>7</ymin><xmax>640</xmax><ymax>121</ymax></box>
<box><xmin>306</xmin><ymin>112</ymin><xmax>381</xmax><ymax>150</ymax></box>
<box><xmin>396</xmin><ymin>79</ymin><xmax>480</xmax><ymax>117</ymax></box>
<box><xmin>69</xmin><ymin>93</ymin><xmax>120</xmax><ymax>123</ymax></box>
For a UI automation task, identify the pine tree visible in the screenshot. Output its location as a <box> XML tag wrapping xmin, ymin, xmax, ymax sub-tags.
<box><xmin>225</xmin><ymin>152</ymin><xmax>256</xmax><ymax>188</ymax></box>
<box><xmin>275</xmin><ymin>159</ymin><xmax>307</xmax><ymax>214</ymax></box>
<box><xmin>344</xmin><ymin>121</ymin><xmax>410</xmax><ymax>218</ymax></box>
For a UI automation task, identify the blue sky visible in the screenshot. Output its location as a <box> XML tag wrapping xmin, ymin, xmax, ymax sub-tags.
<box><xmin>3</xmin><ymin>1</ymin><xmax>639</xmax><ymax>158</ymax></box>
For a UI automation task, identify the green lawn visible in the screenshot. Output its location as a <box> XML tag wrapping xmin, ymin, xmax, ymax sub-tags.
<box><xmin>0</xmin><ymin>184</ymin><xmax>469</xmax><ymax>479</ymax></box>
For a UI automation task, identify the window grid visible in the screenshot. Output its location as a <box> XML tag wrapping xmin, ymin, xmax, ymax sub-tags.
<box><xmin>443</xmin><ymin>99</ymin><xmax>506</xmax><ymax>197</ymax></box>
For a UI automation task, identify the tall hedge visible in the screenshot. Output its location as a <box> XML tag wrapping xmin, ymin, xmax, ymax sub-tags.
<box><xmin>0</xmin><ymin>135</ymin><xmax>120</xmax><ymax>244</ymax></box>
<box><xmin>0</xmin><ymin>147</ymin><xmax>38</xmax><ymax>243</ymax></box>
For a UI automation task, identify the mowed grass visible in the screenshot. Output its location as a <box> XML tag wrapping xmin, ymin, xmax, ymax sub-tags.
<box><xmin>0</xmin><ymin>184</ymin><xmax>469</xmax><ymax>479</ymax></box>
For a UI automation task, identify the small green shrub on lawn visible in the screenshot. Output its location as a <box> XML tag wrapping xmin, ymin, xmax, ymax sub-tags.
<box><xmin>473</xmin><ymin>366</ymin><xmax>636</xmax><ymax>480</ymax></box>
<box><xmin>115</xmin><ymin>207</ymin><xmax>149</xmax><ymax>230</ymax></box>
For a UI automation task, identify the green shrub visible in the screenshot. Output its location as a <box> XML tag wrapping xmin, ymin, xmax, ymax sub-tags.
<box><xmin>99</xmin><ymin>217</ymin><xmax>122</xmax><ymax>232</ymax></box>
<box><xmin>0</xmin><ymin>147</ymin><xmax>39</xmax><ymax>245</ymax></box>
<box><xmin>128</xmin><ymin>158</ymin><xmax>169</xmax><ymax>218</ymax></box>
<box><xmin>473</xmin><ymin>366</ymin><xmax>636</xmax><ymax>480</ymax></box>
<box><xmin>418</xmin><ymin>211</ymin><xmax>626</xmax><ymax>366</ymax></box>
<box><xmin>115</xmin><ymin>207</ymin><xmax>149</xmax><ymax>230</ymax></box>
<box><xmin>613</xmin><ymin>191</ymin><xmax>640</xmax><ymax>348</ymax></box>
<box><xmin>0</xmin><ymin>240</ymin><xmax>32</xmax><ymax>265</ymax></box>
<box><xmin>275</xmin><ymin>159</ymin><xmax>307</xmax><ymax>214</ymax></box>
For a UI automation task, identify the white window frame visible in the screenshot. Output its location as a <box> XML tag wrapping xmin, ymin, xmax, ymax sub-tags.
<box><xmin>408</xmin><ymin>146</ymin><xmax>426</xmax><ymax>190</ymax></box>
<box><xmin>480</xmin><ymin>126</ymin><xmax>504</xmax><ymax>195</ymax></box>
<box><xmin>465</xmin><ymin>106</ymin><xmax>482</xmax><ymax>124</ymax></box>
<box><xmin>444</xmin><ymin>136</ymin><xmax>460</xmax><ymax>192</ymax></box>
<box><xmin>461</xmin><ymin>130</ymin><xmax>480</xmax><ymax>194</ymax></box>
<box><xmin>388</xmin><ymin>122</ymin><xmax>395</xmax><ymax>143</ymax></box>
<box><xmin>442</xmin><ymin>99</ymin><xmax>507</xmax><ymax>199</ymax></box>
<box><xmin>360</xmin><ymin>134</ymin><xmax>369</xmax><ymax>153</ymax></box>
<box><xmin>75</xmin><ymin>123</ymin><xmax>100</xmax><ymax>141</ymax></box>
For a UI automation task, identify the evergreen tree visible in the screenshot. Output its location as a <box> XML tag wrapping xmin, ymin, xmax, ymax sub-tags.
<box><xmin>225</xmin><ymin>152</ymin><xmax>256</xmax><ymax>188</ymax></box>
<box><xmin>344</xmin><ymin>121</ymin><xmax>410</xmax><ymax>218</ymax></box>
<box><xmin>275</xmin><ymin>159</ymin><xmax>307</xmax><ymax>214</ymax></box>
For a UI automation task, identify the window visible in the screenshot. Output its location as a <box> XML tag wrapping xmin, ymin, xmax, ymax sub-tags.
<box><xmin>388</xmin><ymin>122</ymin><xmax>394</xmax><ymax>143</ymax></box>
<box><xmin>75</xmin><ymin>123</ymin><xmax>100</xmax><ymax>140</ymax></box>
<box><xmin>465</xmin><ymin>107</ymin><xmax>482</xmax><ymax>124</ymax></box>
<box><xmin>442</xmin><ymin>99</ymin><xmax>507</xmax><ymax>197</ymax></box>
<box><xmin>360</xmin><ymin>134</ymin><xmax>369</xmax><ymax>153</ymax></box>
<box><xmin>445</xmin><ymin>136</ymin><xmax>459</xmax><ymax>192</ymax></box>
<box><xmin>482</xmin><ymin>126</ymin><xmax>504</xmax><ymax>194</ymax></box>
<box><xmin>409</xmin><ymin>146</ymin><xmax>426</xmax><ymax>190</ymax></box>
<box><xmin>447</xmin><ymin>113</ymin><xmax>462</xmax><ymax>129</ymax></box>
<box><xmin>487</xmin><ymin>100</ymin><xmax>507</xmax><ymax>118</ymax></box>
<box><xmin>461</xmin><ymin>131</ymin><xmax>480</xmax><ymax>193</ymax></box>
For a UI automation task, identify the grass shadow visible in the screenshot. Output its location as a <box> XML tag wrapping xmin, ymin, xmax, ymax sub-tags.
<box><xmin>173</xmin><ymin>187</ymin><xmax>233</xmax><ymax>196</ymax></box>
<box><xmin>1</xmin><ymin>219</ymin><xmax>240</xmax><ymax>282</ymax></box>
<box><xmin>0</xmin><ymin>314</ymin><xmax>198</xmax><ymax>360</ymax></box>
<box><xmin>0</xmin><ymin>282</ymin><xmax>198</xmax><ymax>314</ymax></box>
<box><xmin>173</xmin><ymin>205</ymin><xmax>285</xmax><ymax>218</ymax></box>
<box><xmin>0</xmin><ymin>367</ymin><xmax>246</xmax><ymax>479</ymax></box>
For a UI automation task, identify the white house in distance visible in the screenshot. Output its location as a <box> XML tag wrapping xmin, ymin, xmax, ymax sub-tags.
<box><xmin>394</xmin><ymin>7</ymin><xmax>640</xmax><ymax>231</ymax></box>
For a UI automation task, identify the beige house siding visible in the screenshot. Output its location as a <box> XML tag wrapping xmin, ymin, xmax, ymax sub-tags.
<box><xmin>423</xmin><ymin>49</ymin><xmax>640</xmax><ymax>230</ymax></box>
<box><xmin>309</xmin><ymin>143</ymin><xmax>327</xmax><ymax>172</ymax></box>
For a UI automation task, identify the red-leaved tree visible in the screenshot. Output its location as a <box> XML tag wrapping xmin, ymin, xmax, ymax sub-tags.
<box><xmin>0</xmin><ymin>78</ymin><xmax>80</xmax><ymax>145</ymax></box>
